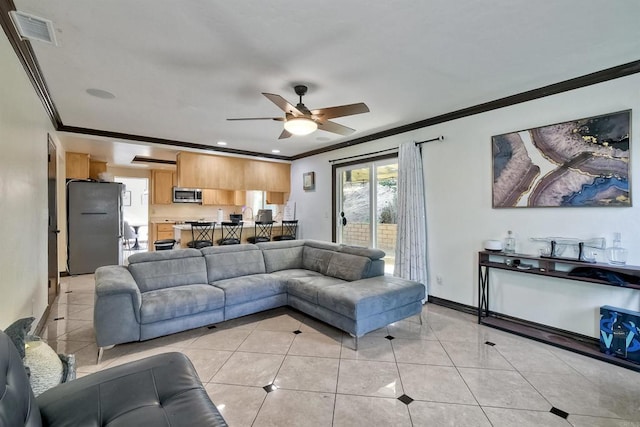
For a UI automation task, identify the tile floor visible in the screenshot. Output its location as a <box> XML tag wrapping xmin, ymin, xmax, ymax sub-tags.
<box><xmin>42</xmin><ymin>274</ymin><xmax>640</xmax><ymax>427</ymax></box>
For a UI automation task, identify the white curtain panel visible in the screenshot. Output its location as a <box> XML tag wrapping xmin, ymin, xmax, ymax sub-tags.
<box><xmin>394</xmin><ymin>142</ymin><xmax>428</xmax><ymax>299</ymax></box>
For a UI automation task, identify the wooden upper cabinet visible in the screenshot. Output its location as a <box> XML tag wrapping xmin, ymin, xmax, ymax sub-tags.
<box><xmin>89</xmin><ymin>160</ymin><xmax>107</xmax><ymax>180</ymax></box>
<box><xmin>202</xmin><ymin>189</ymin><xmax>235</xmax><ymax>206</ymax></box>
<box><xmin>177</xmin><ymin>152</ymin><xmax>290</xmax><ymax>193</ymax></box>
<box><xmin>244</xmin><ymin>160</ymin><xmax>290</xmax><ymax>192</ymax></box>
<box><xmin>66</xmin><ymin>152</ymin><xmax>90</xmax><ymax>179</ymax></box>
<box><xmin>151</xmin><ymin>170</ymin><xmax>176</xmax><ymax>204</ymax></box>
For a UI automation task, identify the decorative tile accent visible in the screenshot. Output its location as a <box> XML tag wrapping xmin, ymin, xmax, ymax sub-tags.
<box><xmin>397</xmin><ymin>394</ymin><xmax>414</xmax><ymax>405</ymax></box>
<box><xmin>293</xmin><ymin>330</ymin><xmax>302</xmax><ymax>334</ymax></box>
<box><xmin>263</xmin><ymin>383</ymin><xmax>277</xmax><ymax>393</ymax></box>
<box><xmin>485</xmin><ymin>341</ymin><xmax>496</xmax><ymax>346</ymax></box>
<box><xmin>385</xmin><ymin>335</ymin><xmax>395</xmax><ymax>341</ymax></box>
<box><xmin>550</xmin><ymin>407</ymin><xmax>569</xmax><ymax>419</ymax></box>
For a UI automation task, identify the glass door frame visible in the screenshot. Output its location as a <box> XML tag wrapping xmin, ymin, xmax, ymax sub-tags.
<box><xmin>331</xmin><ymin>153</ymin><xmax>398</xmax><ymax>244</ymax></box>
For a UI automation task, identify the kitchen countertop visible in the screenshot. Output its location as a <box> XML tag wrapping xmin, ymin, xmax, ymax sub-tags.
<box><xmin>173</xmin><ymin>221</ymin><xmax>276</xmax><ymax>230</ymax></box>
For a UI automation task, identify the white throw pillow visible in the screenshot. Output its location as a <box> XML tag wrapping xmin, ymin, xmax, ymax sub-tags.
<box><xmin>24</xmin><ymin>340</ymin><xmax>63</xmax><ymax>396</ymax></box>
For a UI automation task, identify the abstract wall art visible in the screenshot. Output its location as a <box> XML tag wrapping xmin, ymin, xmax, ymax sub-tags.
<box><xmin>492</xmin><ymin>110</ymin><xmax>631</xmax><ymax>208</ymax></box>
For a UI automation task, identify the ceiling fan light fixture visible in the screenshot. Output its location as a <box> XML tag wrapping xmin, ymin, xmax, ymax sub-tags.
<box><xmin>284</xmin><ymin>117</ymin><xmax>317</xmax><ymax>136</ymax></box>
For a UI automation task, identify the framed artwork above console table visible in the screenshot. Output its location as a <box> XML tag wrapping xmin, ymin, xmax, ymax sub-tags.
<box><xmin>477</xmin><ymin>250</ymin><xmax>640</xmax><ymax>371</ymax></box>
<box><xmin>492</xmin><ymin>110</ymin><xmax>631</xmax><ymax>208</ymax></box>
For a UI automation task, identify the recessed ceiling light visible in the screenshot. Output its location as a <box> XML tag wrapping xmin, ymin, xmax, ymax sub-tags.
<box><xmin>216</xmin><ymin>141</ymin><xmax>227</xmax><ymax>146</ymax></box>
<box><xmin>86</xmin><ymin>88</ymin><xmax>115</xmax><ymax>99</ymax></box>
<box><xmin>271</xmin><ymin>149</ymin><xmax>280</xmax><ymax>153</ymax></box>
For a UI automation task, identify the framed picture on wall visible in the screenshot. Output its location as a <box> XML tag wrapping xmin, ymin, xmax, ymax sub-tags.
<box><xmin>123</xmin><ymin>190</ymin><xmax>132</xmax><ymax>206</ymax></box>
<box><xmin>303</xmin><ymin>172</ymin><xmax>315</xmax><ymax>191</ymax></box>
<box><xmin>492</xmin><ymin>110</ymin><xmax>631</xmax><ymax>208</ymax></box>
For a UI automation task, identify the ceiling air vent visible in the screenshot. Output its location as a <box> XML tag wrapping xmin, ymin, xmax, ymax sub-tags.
<box><xmin>9</xmin><ymin>10</ymin><xmax>57</xmax><ymax>45</ymax></box>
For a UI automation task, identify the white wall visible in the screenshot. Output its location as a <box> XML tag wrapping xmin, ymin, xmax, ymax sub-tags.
<box><xmin>0</xmin><ymin>34</ymin><xmax>55</xmax><ymax>328</ymax></box>
<box><xmin>291</xmin><ymin>73</ymin><xmax>640</xmax><ymax>338</ymax></box>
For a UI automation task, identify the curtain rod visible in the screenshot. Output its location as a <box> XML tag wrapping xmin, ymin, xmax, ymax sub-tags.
<box><xmin>329</xmin><ymin>135</ymin><xmax>445</xmax><ymax>163</ymax></box>
<box><xmin>415</xmin><ymin>135</ymin><xmax>445</xmax><ymax>145</ymax></box>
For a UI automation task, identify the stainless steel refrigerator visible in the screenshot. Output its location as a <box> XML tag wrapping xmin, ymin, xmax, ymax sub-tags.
<box><xmin>67</xmin><ymin>181</ymin><xmax>123</xmax><ymax>274</ymax></box>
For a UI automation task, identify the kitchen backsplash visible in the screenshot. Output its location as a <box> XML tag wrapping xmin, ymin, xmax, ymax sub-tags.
<box><xmin>149</xmin><ymin>203</ymin><xmax>283</xmax><ymax>222</ymax></box>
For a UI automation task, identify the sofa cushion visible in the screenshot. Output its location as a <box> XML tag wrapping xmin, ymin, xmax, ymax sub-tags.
<box><xmin>287</xmin><ymin>276</ymin><xmax>346</xmax><ymax>304</ymax></box>
<box><xmin>140</xmin><ymin>285</ymin><xmax>225</xmax><ymax>324</ymax></box>
<box><xmin>201</xmin><ymin>245</ymin><xmax>266</xmax><ymax>282</ymax></box>
<box><xmin>257</xmin><ymin>240</ymin><xmax>305</xmax><ymax>272</ymax></box>
<box><xmin>212</xmin><ymin>274</ymin><xmax>286</xmax><ymax>306</ymax></box>
<box><xmin>317</xmin><ymin>276</ymin><xmax>425</xmax><ymax>320</ymax></box>
<box><xmin>301</xmin><ymin>246</ymin><xmax>334</xmax><ymax>275</ymax></box>
<box><xmin>326</xmin><ymin>252</ymin><xmax>372</xmax><ymax>281</ymax></box>
<box><xmin>128</xmin><ymin>249</ymin><xmax>207</xmax><ymax>293</ymax></box>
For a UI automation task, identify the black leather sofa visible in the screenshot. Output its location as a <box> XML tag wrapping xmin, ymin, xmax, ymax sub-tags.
<box><xmin>0</xmin><ymin>330</ymin><xmax>227</xmax><ymax>426</ymax></box>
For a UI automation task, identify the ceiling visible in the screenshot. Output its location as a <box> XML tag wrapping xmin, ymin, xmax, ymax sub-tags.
<box><xmin>9</xmin><ymin>1</ymin><xmax>640</xmax><ymax>166</ymax></box>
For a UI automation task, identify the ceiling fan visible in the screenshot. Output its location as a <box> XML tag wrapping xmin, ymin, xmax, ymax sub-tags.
<box><xmin>227</xmin><ymin>85</ymin><xmax>369</xmax><ymax>139</ymax></box>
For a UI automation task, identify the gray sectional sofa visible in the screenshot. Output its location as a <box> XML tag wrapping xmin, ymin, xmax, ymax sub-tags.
<box><xmin>94</xmin><ymin>240</ymin><xmax>425</xmax><ymax>359</ymax></box>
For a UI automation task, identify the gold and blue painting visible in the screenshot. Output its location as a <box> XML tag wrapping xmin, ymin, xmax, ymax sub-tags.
<box><xmin>492</xmin><ymin>110</ymin><xmax>631</xmax><ymax>208</ymax></box>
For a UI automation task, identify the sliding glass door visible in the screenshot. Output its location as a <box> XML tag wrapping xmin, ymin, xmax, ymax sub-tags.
<box><xmin>335</xmin><ymin>157</ymin><xmax>398</xmax><ymax>273</ymax></box>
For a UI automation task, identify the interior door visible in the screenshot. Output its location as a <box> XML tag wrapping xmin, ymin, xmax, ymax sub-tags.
<box><xmin>47</xmin><ymin>136</ymin><xmax>59</xmax><ymax>304</ymax></box>
<box><xmin>335</xmin><ymin>157</ymin><xmax>398</xmax><ymax>273</ymax></box>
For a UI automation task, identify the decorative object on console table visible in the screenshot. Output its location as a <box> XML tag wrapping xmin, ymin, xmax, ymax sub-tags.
<box><xmin>303</xmin><ymin>171</ymin><xmax>315</xmax><ymax>191</ymax></box>
<box><xmin>606</xmin><ymin>232</ymin><xmax>628</xmax><ymax>265</ymax></box>
<box><xmin>492</xmin><ymin>110</ymin><xmax>630</xmax><ymax>208</ymax></box>
<box><xmin>504</xmin><ymin>230</ymin><xmax>516</xmax><ymax>253</ymax></box>
<box><xmin>600</xmin><ymin>306</ymin><xmax>640</xmax><ymax>363</ymax></box>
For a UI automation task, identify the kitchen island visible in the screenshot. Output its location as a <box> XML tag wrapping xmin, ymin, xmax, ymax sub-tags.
<box><xmin>173</xmin><ymin>221</ymin><xmax>288</xmax><ymax>247</ymax></box>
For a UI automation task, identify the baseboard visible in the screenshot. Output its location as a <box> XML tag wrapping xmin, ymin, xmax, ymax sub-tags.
<box><xmin>34</xmin><ymin>305</ymin><xmax>51</xmax><ymax>336</ymax></box>
<box><xmin>427</xmin><ymin>295</ymin><xmax>477</xmax><ymax>315</ymax></box>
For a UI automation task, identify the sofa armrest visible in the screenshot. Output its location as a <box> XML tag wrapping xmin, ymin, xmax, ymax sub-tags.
<box><xmin>94</xmin><ymin>266</ymin><xmax>142</xmax><ymax>347</ymax></box>
<box><xmin>37</xmin><ymin>352</ymin><xmax>227</xmax><ymax>426</ymax></box>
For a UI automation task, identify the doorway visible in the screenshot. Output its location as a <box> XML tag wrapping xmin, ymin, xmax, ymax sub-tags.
<box><xmin>47</xmin><ymin>136</ymin><xmax>59</xmax><ymax>304</ymax></box>
<box><xmin>334</xmin><ymin>156</ymin><xmax>398</xmax><ymax>273</ymax></box>
<box><xmin>115</xmin><ymin>177</ymin><xmax>149</xmax><ymax>257</ymax></box>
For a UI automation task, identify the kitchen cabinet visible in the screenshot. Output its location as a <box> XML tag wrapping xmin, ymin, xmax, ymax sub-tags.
<box><xmin>66</xmin><ymin>152</ymin><xmax>90</xmax><ymax>179</ymax></box>
<box><xmin>176</xmin><ymin>152</ymin><xmax>290</xmax><ymax>193</ymax></box>
<box><xmin>266</xmin><ymin>191</ymin><xmax>286</xmax><ymax>205</ymax></box>
<box><xmin>89</xmin><ymin>160</ymin><xmax>107</xmax><ymax>180</ymax></box>
<box><xmin>244</xmin><ymin>160</ymin><xmax>290</xmax><ymax>192</ymax></box>
<box><xmin>150</xmin><ymin>222</ymin><xmax>175</xmax><ymax>251</ymax></box>
<box><xmin>151</xmin><ymin>170</ymin><xmax>176</xmax><ymax>205</ymax></box>
<box><xmin>177</xmin><ymin>152</ymin><xmax>245</xmax><ymax>190</ymax></box>
<box><xmin>202</xmin><ymin>189</ymin><xmax>235</xmax><ymax>205</ymax></box>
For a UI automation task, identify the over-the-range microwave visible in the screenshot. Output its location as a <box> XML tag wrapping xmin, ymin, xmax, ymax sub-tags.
<box><xmin>172</xmin><ymin>187</ymin><xmax>202</xmax><ymax>203</ymax></box>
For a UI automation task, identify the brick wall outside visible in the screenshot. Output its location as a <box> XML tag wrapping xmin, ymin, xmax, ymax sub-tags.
<box><xmin>342</xmin><ymin>222</ymin><xmax>397</xmax><ymax>253</ymax></box>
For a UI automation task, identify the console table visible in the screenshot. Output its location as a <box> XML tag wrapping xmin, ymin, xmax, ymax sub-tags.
<box><xmin>478</xmin><ymin>250</ymin><xmax>640</xmax><ymax>371</ymax></box>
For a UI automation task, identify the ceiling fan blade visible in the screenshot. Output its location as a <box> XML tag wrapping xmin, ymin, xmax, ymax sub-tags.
<box><xmin>278</xmin><ymin>129</ymin><xmax>292</xmax><ymax>139</ymax></box>
<box><xmin>311</xmin><ymin>103</ymin><xmax>369</xmax><ymax>121</ymax></box>
<box><xmin>317</xmin><ymin>120</ymin><xmax>355</xmax><ymax>136</ymax></box>
<box><xmin>227</xmin><ymin>117</ymin><xmax>284</xmax><ymax>121</ymax></box>
<box><xmin>263</xmin><ymin>93</ymin><xmax>304</xmax><ymax>116</ymax></box>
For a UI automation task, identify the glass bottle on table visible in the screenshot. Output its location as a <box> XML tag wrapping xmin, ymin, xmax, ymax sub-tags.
<box><xmin>504</xmin><ymin>230</ymin><xmax>516</xmax><ymax>254</ymax></box>
<box><xmin>606</xmin><ymin>232</ymin><xmax>628</xmax><ymax>265</ymax></box>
